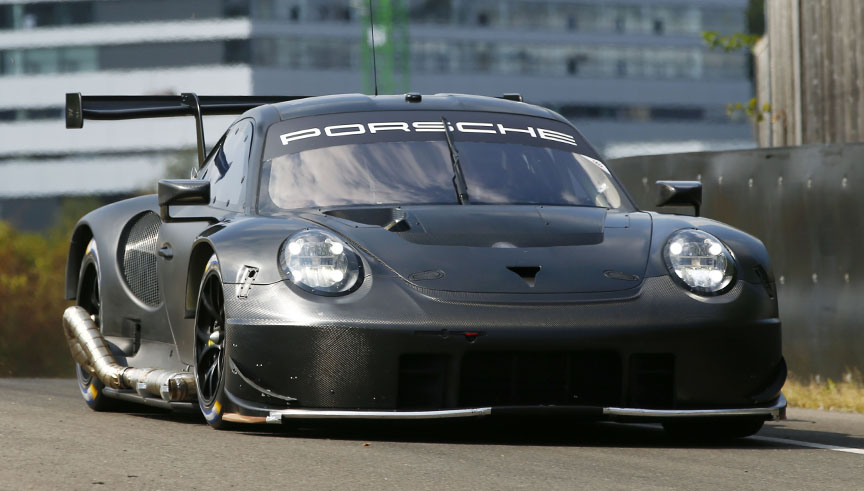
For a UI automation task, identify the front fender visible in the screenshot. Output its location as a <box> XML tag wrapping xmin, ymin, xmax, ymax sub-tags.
<box><xmin>200</xmin><ymin>215</ymin><xmax>339</xmax><ymax>286</ymax></box>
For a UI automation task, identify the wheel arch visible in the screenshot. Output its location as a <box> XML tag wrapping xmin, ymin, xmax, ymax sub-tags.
<box><xmin>66</xmin><ymin>223</ymin><xmax>94</xmax><ymax>300</ymax></box>
<box><xmin>186</xmin><ymin>240</ymin><xmax>217</xmax><ymax>318</ymax></box>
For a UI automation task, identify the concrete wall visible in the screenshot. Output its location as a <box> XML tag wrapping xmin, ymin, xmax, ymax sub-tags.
<box><xmin>609</xmin><ymin>143</ymin><xmax>864</xmax><ymax>378</ymax></box>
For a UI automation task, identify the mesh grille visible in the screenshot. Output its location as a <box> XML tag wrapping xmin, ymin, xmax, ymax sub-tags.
<box><xmin>120</xmin><ymin>212</ymin><xmax>162</xmax><ymax>307</ymax></box>
<box><xmin>459</xmin><ymin>351</ymin><xmax>621</xmax><ymax>407</ymax></box>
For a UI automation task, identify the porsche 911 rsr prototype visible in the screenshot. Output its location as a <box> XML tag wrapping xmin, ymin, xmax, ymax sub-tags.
<box><xmin>62</xmin><ymin>92</ymin><xmax>785</xmax><ymax>437</ymax></box>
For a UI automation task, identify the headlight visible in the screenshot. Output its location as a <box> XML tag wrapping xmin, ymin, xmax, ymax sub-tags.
<box><xmin>279</xmin><ymin>229</ymin><xmax>362</xmax><ymax>295</ymax></box>
<box><xmin>663</xmin><ymin>229</ymin><xmax>735</xmax><ymax>295</ymax></box>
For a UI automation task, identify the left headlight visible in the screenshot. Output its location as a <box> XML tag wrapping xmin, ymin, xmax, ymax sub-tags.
<box><xmin>279</xmin><ymin>229</ymin><xmax>363</xmax><ymax>295</ymax></box>
<box><xmin>663</xmin><ymin>229</ymin><xmax>735</xmax><ymax>295</ymax></box>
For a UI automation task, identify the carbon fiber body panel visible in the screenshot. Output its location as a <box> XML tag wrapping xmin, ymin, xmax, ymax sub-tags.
<box><xmin>220</xmin><ymin>275</ymin><xmax>782</xmax><ymax>415</ymax></box>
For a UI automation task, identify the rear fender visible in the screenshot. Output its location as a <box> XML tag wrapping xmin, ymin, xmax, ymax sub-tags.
<box><xmin>65</xmin><ymin>223</ymin><xmax>94</xmax><ymax>300</ymax></box>
<box><xmin>64</xmin><ymin>195</ymin><xmax>177</xmax><ymax>347</ymax></box>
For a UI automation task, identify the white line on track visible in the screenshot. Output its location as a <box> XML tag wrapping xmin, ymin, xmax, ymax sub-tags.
<box><xmin>626</xmin><ymin>423</ymin><xmax>864</xmax><ymax>455</ymax></box>
<box><xmin>751</xmin><ymin>436</ymin><xmax>864</xmax><ymax>455</ymax></box>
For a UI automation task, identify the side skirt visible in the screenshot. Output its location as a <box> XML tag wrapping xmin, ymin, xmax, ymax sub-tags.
<box><xmin>102</xmin><ymin>387</ymin><xmax>198</xmax><ymax>413</ymax></box>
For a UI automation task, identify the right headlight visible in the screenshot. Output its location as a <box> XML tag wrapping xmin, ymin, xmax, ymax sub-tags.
<box><xmin>279</xmin><ymin>229</ymin><xmax>363</xmax><ymax>295</ymax></box>
<box><xmin>663</xmin><ymin>229</ymin><xmax>736</xmax><ymax>295</ymax></box>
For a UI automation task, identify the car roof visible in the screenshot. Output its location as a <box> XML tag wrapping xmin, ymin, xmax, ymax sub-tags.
<box><xmin>270</xmin><ymin>93</ymin><xmax>568</xmax><ymax>124</ymax></box>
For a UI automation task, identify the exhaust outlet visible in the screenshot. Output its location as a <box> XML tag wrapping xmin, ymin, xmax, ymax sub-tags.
<box><xmin>63</xmin><ymin>306</ymin><xmax>196</xmax><ymax>402</ymax></box>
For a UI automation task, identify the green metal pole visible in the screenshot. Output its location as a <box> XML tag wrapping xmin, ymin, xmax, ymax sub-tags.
<box><xmin>362</xmin><ymin>0</ymin><xmax>409</xmax><ymax>94</ymax></box>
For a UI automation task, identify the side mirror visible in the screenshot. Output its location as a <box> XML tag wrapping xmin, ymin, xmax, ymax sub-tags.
<box><xmin>158</xmin><ymin>179</ymin><xmax>211</xmax><ymax>222</ymax></box>
<box><xmin>656</xmin><ymin>180</ymin><xmax>702</xmax><ymax>216</ymax></box>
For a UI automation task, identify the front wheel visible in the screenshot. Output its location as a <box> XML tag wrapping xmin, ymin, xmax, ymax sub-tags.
<box><xmin>193</xmin><ymin>256</ymin><xmax>233</xmax><ymax>430</ymax></box>
<box><xmin>662</xmin><ymin>417</ymin><xmax>765</xmax><ymax>440</ymax></box>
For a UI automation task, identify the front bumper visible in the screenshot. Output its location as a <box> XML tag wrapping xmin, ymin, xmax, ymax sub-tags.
<box><xmin>219</xmin><ymin>275</ymin><xmax>784</xmax><ymax>421</ymax></box>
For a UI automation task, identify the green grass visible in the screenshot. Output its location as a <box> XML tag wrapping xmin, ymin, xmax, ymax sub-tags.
<box><xmin>784</xmin><ymin>371</ymin><xmax>864</xmax><ymax>413</ymax></box>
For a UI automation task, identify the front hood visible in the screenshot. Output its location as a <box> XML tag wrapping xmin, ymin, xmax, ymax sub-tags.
<box><xmin>306</xmin><ymin>205</ymin><xmax>652</xmax><ymax>294</ymax></box>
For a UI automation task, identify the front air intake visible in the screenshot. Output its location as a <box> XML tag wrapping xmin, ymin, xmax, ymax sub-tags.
<box><xmin>628</xmin><ymin>354</ymin><xmax>675</xmax><ymax>409</ymax></box>
<box><xmin>459</xmin><ymin>351</ymin><xmax>621</xmax><ymax>407</ymax></box>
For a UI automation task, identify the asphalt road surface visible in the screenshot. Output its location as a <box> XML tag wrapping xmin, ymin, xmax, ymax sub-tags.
<box><xmin>1</xmin><ymin>378</ymin><xmax>862</xmax><ymax>490</ymax></box>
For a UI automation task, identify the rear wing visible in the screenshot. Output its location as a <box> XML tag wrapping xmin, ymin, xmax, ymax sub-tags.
<box><xmin>65</xmin><ymin>92</ymin><xmax>308</xmax><ymax>166</ymax></box>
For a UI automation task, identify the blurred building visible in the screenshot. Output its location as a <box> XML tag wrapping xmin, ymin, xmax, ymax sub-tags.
<box><xmin>0</xmin><ymin>0</ymin><xmax>753</xmax><ymax>225</ymax></box>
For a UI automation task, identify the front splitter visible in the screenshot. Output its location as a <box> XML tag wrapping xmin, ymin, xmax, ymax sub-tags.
<box><xmin>264</xmin><ymin>394</ymin><xmax>786</xmax><ymax>423</ymax></box>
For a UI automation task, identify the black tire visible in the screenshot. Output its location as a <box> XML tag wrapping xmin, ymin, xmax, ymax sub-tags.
<box><xmin>662</xmin><ymin>417</ymin><xmax>765</xmax><ymax>441</ymax></box>
<box><xmin>74</xmin><ymin>240</ymin><xmax>124</xmax><ymax>411</ymax></box>
<box><xmin>193</xmin><ymin>255</ymin><xmax>234</xmax><ymax>430</ymax></box>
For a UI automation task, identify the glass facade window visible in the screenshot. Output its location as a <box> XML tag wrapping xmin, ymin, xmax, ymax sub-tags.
<box><xmin>0</xmin><ymin>37</ymin><xmax>746</xmax><ymax>81</ymax></box>
<box><xmin>0</xmin><ymin>41</ymin><xmax>237</xmax><ymax>76</ymax></box>
<box><xmin>403</xmin><ymin>1</ymin><xmax>725</xmax><ymax>36</ymax></box>
<box><xmin>20</xmin><ymin>48</ymin><xmax>57</xmax><ymax>75</ymax></box>
<box><xmin>453</xmin><ymin>0</ymin><xmax>501</xmax><ymax>27</ymax></box>
<box><xmin>410</xmin><ymin>40</ymin><xmax>451</xmax><ymax>73</ymax></box>
<box><xmin>60</xmin><ymin>47</ymin><xmax>99</xmax><ymax>73</ymax></box>
<box><xmin>0</xmin><ymin>2</ymin><xmax>93</xmax><ymax>30</ymax></box>
<box><xmin>251</xmin><ymin>37</ymin><xmax>355</xmax><ymax>71</ymax></box>
<box><xmin>703</xmin><ymin>50</ymin><xmax>748</xmax><ymax>80</ymax></box>
<box><xmin>0</xmin><ymin>0</ymin><xmax>746</xmax><ymax>37</ymax></box>
<box><xmin>93</xmin><ymin>0</ymin><xmax>222</xmax><ymax>23</ymax></box>
<box><xmin>0</xmin><ymin>1</ymin><xmax>749</xmax><ymax>83</ymax></box>
<box><xmin>406</xmin><ymin>0</ymin><xmax>450</xmax><ymax>24</ymax></box>
<box><xmin>251</xmin><ymin>0</ymin><xmax>354</xmax><ymax>22</ymax></box>
<box><xmin>0</xmin><ymin>106</ymin><xmax>63</xmax><ymax>122</ymax></box>
<box><xmin>701</xmin><ymin>6</ymin><xmax>746</xmax><ymax>34</ymax></box>
<box><xmin>0</xmin><ymin>46</ymin><xmax>98</xmax><ymax>75</ymax></box>
<box><xmin>556</xmin><ymin>103</ymin><xmax>712</xmax><ymax>123</ymax></box>
<box><xmin>252</xmin><ymin>0</ymin><xmax>302</xmax><ymax>21</ymax></box>
<box><xmin>411</xmin><ymin>41</ymin><xmax>722</xmax><ymax>80</ymax></box>
<box><xmin>0</xmin><ymin>0</ymin><xmax>238</xmax><ymax>30</ymax></box>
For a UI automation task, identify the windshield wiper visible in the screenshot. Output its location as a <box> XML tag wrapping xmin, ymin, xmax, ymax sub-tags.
<box><xmin>441</xmin><ymin>116</ymin><xmax>469</xmax><ymax>204</ymax></box>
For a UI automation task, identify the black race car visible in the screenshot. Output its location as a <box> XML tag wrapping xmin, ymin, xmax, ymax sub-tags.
<box><xmin>62</xmin><ymin>92</ymin><xmax>785</xmax><ymax>437</ymax></box>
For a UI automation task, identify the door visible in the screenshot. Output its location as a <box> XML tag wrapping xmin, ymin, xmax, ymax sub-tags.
<box><xmin>157</xmin><ymin>119</ymin><xmax>255</xmax><ymax>365</ymax></box>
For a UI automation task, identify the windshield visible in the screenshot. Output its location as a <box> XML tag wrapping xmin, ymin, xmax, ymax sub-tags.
<box><xmin>258</xmin><ymin>111</ymin><xmax>631</xmax><ymax>213</ymax></box>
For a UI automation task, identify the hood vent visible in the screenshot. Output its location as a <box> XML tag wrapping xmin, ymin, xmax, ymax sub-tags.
<box><xmin>322</xmin><ymin>205</ymin><xmax>606</xmax><ymax>247</ymax></box>
<box><xmin>324</xmin><ymin>207</ymin><xmax>409</xmax><ymax>231</ymax></box>
<box><xmin>507</xmin><ymin>266</ymin><xmax>541</xmax><ymax>287</ymax></box>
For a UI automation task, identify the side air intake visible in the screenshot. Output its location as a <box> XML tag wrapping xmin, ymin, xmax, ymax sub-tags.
<box><xmin>119</xmin><ymin>212</ymin><xmax>162</xmax><ymax>307</ymax></box>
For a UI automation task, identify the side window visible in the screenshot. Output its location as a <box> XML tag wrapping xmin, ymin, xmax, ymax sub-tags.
<box><xmin>207</xmin><ymin>119</ymin><xmax>254</xmax><ymax>211</ymax></box>
<box><xmin>196</xmin><ymin>150</ymin><xmax>217</xmax><ymax>182</ymax></box>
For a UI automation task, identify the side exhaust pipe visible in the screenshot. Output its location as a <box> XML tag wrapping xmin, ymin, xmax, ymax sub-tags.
<box><xmin>63</xmin><ymin>306</ymin><xmax>196</xmax><ymax>402</ymax></box>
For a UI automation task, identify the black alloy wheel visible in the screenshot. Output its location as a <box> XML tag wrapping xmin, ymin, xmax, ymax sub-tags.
<box><xmin>194</xmin><ymin>261</ymin><xmax>232</xmax><ymax>429</ymax></box>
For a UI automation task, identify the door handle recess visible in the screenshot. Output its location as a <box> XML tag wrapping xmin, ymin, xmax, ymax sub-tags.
<box><xmin>158</xmin><ymin>244</ymin><xmax>174</xmax><ymax>259</ymax></box>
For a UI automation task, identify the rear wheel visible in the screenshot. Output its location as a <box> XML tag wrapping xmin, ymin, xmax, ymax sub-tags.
<box><xmin>662</xmin><ymin>417</ymin><xmax>765</xmax><ymax>440</ymax></box>
<box><xmin>74</xmin><ymin>241</ymin><xmax>123</xmax><ymax>411</ymax></box>
<box><xmin>193</xmin><ymin>256</ymin><xmax>234</xmax><ymax>430</ymax></box>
